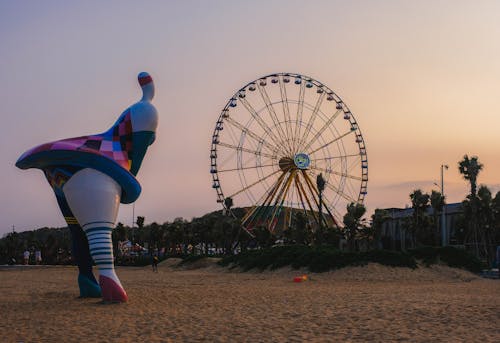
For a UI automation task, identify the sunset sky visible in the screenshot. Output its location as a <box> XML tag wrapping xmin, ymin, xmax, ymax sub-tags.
<box><xmin>1</xmin><ymin>0</ymin><xmax>499</xmax><ymax>235</ymax></box>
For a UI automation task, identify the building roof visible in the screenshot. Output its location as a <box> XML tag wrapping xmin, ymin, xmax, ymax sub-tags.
<box><xmin>384</xmin><ymin>203</ymin><xmax>462</xmax><ymax>219</ymax></box>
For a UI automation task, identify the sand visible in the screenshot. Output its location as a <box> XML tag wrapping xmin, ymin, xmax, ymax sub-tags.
<box><xmin>0</xmin><ymin>261</ymin><xmax>498</xmax><ymax>343</ymax></box>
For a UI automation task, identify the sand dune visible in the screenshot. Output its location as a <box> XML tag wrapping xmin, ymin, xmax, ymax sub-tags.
<box><xmin>0</xmin><ymin>262</ymin><xmax>498</xmax><ymax>342</ymax></box>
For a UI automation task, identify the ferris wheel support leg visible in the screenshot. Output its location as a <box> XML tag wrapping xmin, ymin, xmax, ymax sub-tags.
<box><xmin>241</xmin><ymin>171</ymin><xmax>288</xmax><ymax>228</ymax></box>
<box><xmin>302</xmin><ymin>171</ymin><xmax>339</xmax><ymax>227</ymax></box>
<box><xmin>269</xmin><ymin>171</ymin><xmax>296</xmax><ymax>232</ymax></box>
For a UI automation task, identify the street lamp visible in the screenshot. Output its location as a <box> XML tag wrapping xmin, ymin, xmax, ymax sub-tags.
<box><xmin>132</xmin><ymin>202</ymin><xmax>135</xmax><ymax>244</ymax></box>
<box><xmin>440</xmin><ymin>165</ymin><xmax>448</xmax><ymax>246</ymax></box>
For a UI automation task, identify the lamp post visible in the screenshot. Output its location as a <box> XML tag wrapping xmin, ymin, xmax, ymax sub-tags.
<box><xmin>316</xmin><ymin>173</ymin><xmax>326</xmax><ymax>231</ymax></box>
<box><xmin>440</xmin><ymin>164</ymin><xmax>449</xmax><ymax>246</ymax></box>
<box><xmin>132</xmin><ymin>203</ymin><xmax>135</xmax><ymax>244</ymax></box>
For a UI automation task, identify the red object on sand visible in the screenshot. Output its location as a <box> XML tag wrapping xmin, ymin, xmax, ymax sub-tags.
<box><xmin>293</xmin><ymin>277</ymin><xmax>303</xmax><ymax>283</ymax></box>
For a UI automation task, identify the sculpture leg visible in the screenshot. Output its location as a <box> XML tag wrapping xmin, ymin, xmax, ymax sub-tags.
<box><xmin>68</xmin><ymin>224</ymin><xmax>102</xmax><ymax>298</ymax></box>
<box><xmin>63</xmin><ymin>168</ymin><xmax>128</xmax><ymax>302</ymax></box>
<box><xmin>46</xmin><ymin>168</ymin><xmax>101</xmax><ymax>297</ymax></box>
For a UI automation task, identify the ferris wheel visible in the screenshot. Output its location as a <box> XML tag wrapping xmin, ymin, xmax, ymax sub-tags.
<box><xmin>210</xmin><ymin>73</ymin><xmax>368</xmax><ymax>233</ymax></box>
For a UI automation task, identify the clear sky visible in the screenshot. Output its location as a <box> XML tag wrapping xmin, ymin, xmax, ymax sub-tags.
<box><xmin>1</xmin><ymin>0</ymin><xmax>499</xmax><ymax>235</ymax></box>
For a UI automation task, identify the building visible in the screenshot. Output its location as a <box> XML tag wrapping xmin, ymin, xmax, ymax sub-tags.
<box><xmin>380</xmin><ymin>203</ymin><xmax>463</xmax><ymax>250</ymax></box>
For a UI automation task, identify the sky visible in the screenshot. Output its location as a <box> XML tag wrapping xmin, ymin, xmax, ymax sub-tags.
<box><xmin>1</xmin><ymin>0</ymin><xmax>499</xmax><ymax>235</ymax></box>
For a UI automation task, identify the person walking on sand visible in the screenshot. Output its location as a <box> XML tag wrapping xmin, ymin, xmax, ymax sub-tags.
<box><xmin>35</xmin><ymin>250</ymin><xmax>42</xmax><ymax>265</ymax></box>
<box><xmin>152</xmin><ymin>254</ymin><xmax>159</xmax><ymax>272</ymax></box>
<box><xmin>23</xmin><ymin>250</ymin><xmax>30</xmax><ymax>265</ymax></box>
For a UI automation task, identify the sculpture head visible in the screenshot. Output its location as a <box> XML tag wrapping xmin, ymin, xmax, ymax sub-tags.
<box><xmin>138</xmin><ymin>72</ymin><xmax>155</xmax><ymax>101</ymax></box>
<box><xmin>116</xmin><ymin>72</ymin><xmax>159</xmax><ymax>176</ymax></box>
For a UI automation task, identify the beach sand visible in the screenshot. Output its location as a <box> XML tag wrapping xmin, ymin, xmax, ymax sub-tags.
<box><xmin>0</xmin><ymin>260</ymin><xmax>498</xmax><ymax>342</ymax></box>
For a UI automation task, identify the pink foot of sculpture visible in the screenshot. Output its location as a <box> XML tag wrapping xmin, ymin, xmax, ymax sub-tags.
<box><xmin>99</xmin><ymin>275</ymin><xmax>128</xmax><ymax>303</ymax></box>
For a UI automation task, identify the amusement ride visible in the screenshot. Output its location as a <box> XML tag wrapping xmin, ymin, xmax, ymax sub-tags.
<box><xmin>210</xmin><ymin>73</ymin><xmax>368</xmax><ymax>233</ymax></box>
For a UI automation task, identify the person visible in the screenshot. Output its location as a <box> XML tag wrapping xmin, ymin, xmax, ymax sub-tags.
<box><xmin>23</xmin><ymin>250</ymin><xmax>30</xmax><ymax>265</ymax></box>
<box><xmin>152</xmin><ymin>254</ymin><xmax>159</xmax><ymax>272</ymax></box>
<box><xmin>35</xmin><ymin>250</ymin><xmax>42</xmax><ymax>265</ymax></box>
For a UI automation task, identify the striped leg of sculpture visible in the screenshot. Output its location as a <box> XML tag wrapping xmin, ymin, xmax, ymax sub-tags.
<box><xmin>63</xmin><ymin>168</ymin><xmax>128</xmax><ymax>302</ymax></box>
<box><xmin>45</xmin><ymin>167</ymin><xmax>101</xmax><ymax>298</ymax></box>
<box><xmin>70</xmin><ymin>223</ymin><xmax>102</xmax><ymax>298</ymax></box>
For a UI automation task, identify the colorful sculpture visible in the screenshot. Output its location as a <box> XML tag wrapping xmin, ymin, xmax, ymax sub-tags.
<box><xmin>16</xmin><ymin>72</ymin><xmax>158</xmax><ymax>302</ymax></box>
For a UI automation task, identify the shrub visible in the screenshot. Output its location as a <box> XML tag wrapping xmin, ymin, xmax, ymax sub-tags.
<box><xmin>219</xmin><ymin>246</ymin><xmax>418</xmax><ymax>272</ymax></box>
<box><xmin>408</xmin><ymin>246</ymin><xmax>483</xmax><ymax>273</ymax></box>
<box><xmin>438</xmin><ymin>246</ymin><xmax>483</xmax><ymax>273</ymax></box>
<box><xmin>179</xmin><ymin>254</ymin><xmax>205</xmax><ymax>265</ymax></box>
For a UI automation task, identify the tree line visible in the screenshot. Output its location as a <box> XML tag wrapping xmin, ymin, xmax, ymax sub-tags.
<box><xmin>341</xmin><ymin>155</ymin><xmax>500</xmax><ymax>265</ymax></box>
<box><xmin>1</xmin><ymin>155</ymin><xmax>499</xmax><ymax>266</ymax></box>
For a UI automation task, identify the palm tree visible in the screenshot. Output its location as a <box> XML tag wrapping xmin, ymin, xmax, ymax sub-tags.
<box><xmin>287</xmin><ymin>212</ymin><xmax>312</xmax><ymax>245</ymax></box>
<box><xmin>492</xmin><ymin>192</ymin><xmax>500</xmax><ymax>247</ymax></box>
<box><xmin>370</xmin><ymin>209</ymin><xmax>390</xmax><ymax>249</ymax></box>
<box><xmin>477</xmin><ymin>186</ymin><xmax>495</xmax><ymax>262</ymax></box>
<box><xmin>430</xmin><ymin>190</ymin><xmax>445</xmax><ymax>245</ymax></box>
<box><xmin>458</xmin><ymin>155</ymin><xmax>483</xmax><ymax>197</ymax></box>
<box><xmin>409</xmin><ymin>189</ymin><xmax>430</xmax><ymax>246</ymax></box>
<box><xmin>458</xmin><ymin>155</ymin><xmax>483</xmax><ymax>257</ymax></box>
<box><xmin>343</xmin><ymin>202</ymin><xmax>367</xmax><ymax>251</ymax></box>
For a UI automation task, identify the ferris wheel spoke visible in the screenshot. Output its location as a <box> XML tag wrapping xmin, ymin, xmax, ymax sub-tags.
<box><xmin>313</xmin><ymin>147</ymin><xmax>336</xmax><ymax>170</ymax></box>
<box><xmin>216</xmin><ymin>149</ymin><xmax>237</xmax><ymax>169</ymax></box>
<box><xmin>311</xmin><ymin>153</ymin><xmax>361</xmax><ymax>162</ymax></box>
<box><xmin>311</xmin><ymin>155</ymin><xmax>355</xmax><ymax>172</ymax></box>
<box><xmin>278</xmin><ymin>77</ymin><xmax>294</xmax><ymax>153</ymax></box>
<box><xmin>224</xmin><ymin>116</ymin><xmax>277</xmax><ymax>155</ymax></box>
<box><xmin>308</xmin><ymin>129</ymin><xmax>356</xmax><ymax>155</ymax></box>
<box><xmin>217</xmin><ymin>163</ymin><xmax>275</xmax><ymax>173</ymax></box>
<box><xmin>324</xmin><ymin>181</ymin><xmax>357</xmax><ymax>204</ymax></box>
<box><xmin>302</xmin><ymin>109</ymin><xmax>342</xmax><ymax>151</ymax></box>
<box><xmin>311</xmin><ymin>159</ymin><xmax>341</xmax><ymax>176</ymax></box>
<box><xmin>222</xmin><ymin>120</ymin><xmax>242</xmax><ymax>150</ymax></box>
<box><xmin>217</xmin><ymin>142</ymin><xmax>277</xmax><ymax>160</ymax></box>
<box><xmin>239</xmin><ymin>97</ymin><xmax>287</xmax><ymax>156</ymax></box>
<box><xmin>309</xmin><ymin>165</ymin><xmax>362</xmax><ymax>181</ymax></box>
<box><xmin>292</xmin><ymin>81</ymin><xmax>306</xmax><ymax>153</ymax></box>
<box><xmin>257</xmin><ymin>84</ymin><xmax>292</xmax><ymax>155</ymax></box>
<box><xmin>343</xmin><ymin>180</ymin><xmax>359</xmax><ymax>202</ymax></box>
<box><xmin>227</xmin><ymin>168</ymin><xmax>282</xmax><ymax>199</ymax></box>
<box><xmin>347</xmin><ymin>155</ymin><xmax>363</xmax><ymax>174</ymax></box>
<box><xmin>298</xmin><ymin>92</ymin><xmax>325</xmax><ymax>151</ymax></box>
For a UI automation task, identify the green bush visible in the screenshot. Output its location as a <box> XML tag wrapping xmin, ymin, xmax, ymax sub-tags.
<box><xmin>438</xmin><ymin>246</ymin><xmax>483</xmax><ymax>273</ymax></box>
<box><xmin>364</xmin><ymin>250</ymin><xmax>417</xmax><ymax>268</ymax></box>
<box><xmin>407</xmin><ymin>246</ymin><xmax>440</xmax><ymax>266</ymax></box>
<box><xmin>218</xmin><ymin>245</ymin><xmax>484</xmax><ymax>273</ymax></box>
<box><xmin>408</xmin><ymin>246</ymin><xmax>483</xmax><ymax>273</ymax></box>
<box><xmin>179</xmin><ymin>254</ymin><xmax>205</xmax><ymax>265</ymax></box>
<box><xmin>219</xmin><ymin>246</ymin><xmax>418</xmax><ymax>272</ymax></box>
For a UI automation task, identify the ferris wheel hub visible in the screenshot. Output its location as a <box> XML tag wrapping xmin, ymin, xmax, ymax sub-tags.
<box><xmin>293</xmin><ymin>153</ymin><xmax>311</xmax><ymax>170</ymax></box>
<box><xmin>278</xmin><ymin>157</ymin><xmax>295</xmax><ymax>171</ymax></box>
